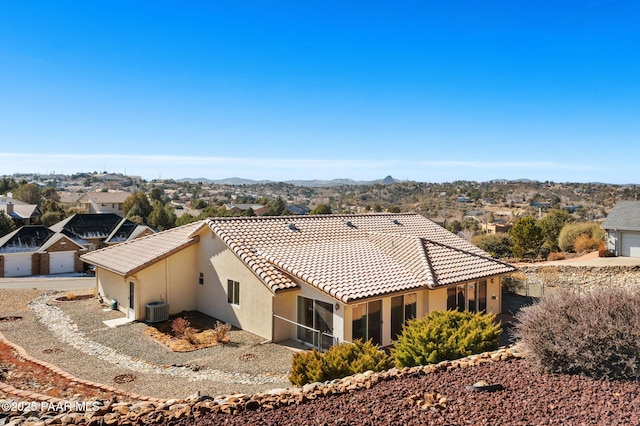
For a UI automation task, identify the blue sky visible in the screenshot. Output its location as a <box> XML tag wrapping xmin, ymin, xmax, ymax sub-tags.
<box><xmin>1</xmin><ymin>1</ymin><xmax>639</xmax><ymax>183</ymax></box>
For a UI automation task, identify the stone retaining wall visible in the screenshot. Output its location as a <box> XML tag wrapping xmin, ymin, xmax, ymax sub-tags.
<box><xmin>0</xmin><ymin>345</ymin><xmax>525</xmax><ymax>425</ymax></box>
<box><xmin>515</xmin><ymin>265</ymin><xmax>640</xmax><ymax>294</ymax></box>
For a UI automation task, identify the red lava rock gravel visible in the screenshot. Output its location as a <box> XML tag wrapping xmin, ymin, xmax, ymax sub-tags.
<box><xmin>174</xmin><ymin>359</ymin><xmax>640</xmax><ymax>425</ymax></box>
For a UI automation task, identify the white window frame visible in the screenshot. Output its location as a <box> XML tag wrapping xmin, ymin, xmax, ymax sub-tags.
<box><xmin>227</xmin><ymin>279</ymin><xmax>240</xmax><ymax>305</ymax></box>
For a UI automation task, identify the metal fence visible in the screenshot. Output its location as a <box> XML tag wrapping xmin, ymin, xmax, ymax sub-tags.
<box><xmin>272</xmin><ymin>314</ymin><xmax>344</xmax><ymax>351</ymax></box>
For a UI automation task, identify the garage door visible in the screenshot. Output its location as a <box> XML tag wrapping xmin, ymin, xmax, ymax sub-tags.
<box><xmin>4</xmin><ymin>254</ymin><xmax>33</xmax><ymax>277</ymax></box>
<box><xmin>621</xmin><ymin>232</ymin><xmax>640</xmax><ymax>258</ymax></box>
<box><xmin>49</xmin><ymin>251</ymin><xmax>76</xmax><ymax>274</ymax></box>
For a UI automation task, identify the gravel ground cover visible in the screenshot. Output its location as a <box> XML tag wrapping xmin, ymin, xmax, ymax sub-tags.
<box><xmin>177</xmin><ymin>358</ymin><xmax>640</xmax><ymax>426</ymax></box>
<box><xmin>0</xmin><ymin>289</ymin><xmax>293</xmax><ymax>399</ymax></box>
<box><xmin>58</xmin><ymin>297</ymin><xmax>292</xmax><ymax>378</ymax></box>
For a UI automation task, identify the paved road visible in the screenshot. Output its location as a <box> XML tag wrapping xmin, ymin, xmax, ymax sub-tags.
<box><xmin>0</xmin><ymin>276</ymin><xmax>95</xmax><ymax>290</ymax></box>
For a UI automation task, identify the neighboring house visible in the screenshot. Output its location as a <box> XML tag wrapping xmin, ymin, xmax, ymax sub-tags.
<box><xmin>481</xmin><ymin>221</ymin><xmax>512</xmax><ymax>235</ymax></box>
<box><xmin>50</xmin><ymin>213</ymin><xmax>155</xmax><ymax>250</ymax></box>
<box><xmin>287</xmin><ymin>204</ymin><xmax>311</xmax><ymax>215</ymax></box>
<box><xmin>57</xmin><ymin>192</ymin><xmax>84</xmax><ymax>208</ymax></box>
<box><xmin>0</xmin><ymin>225</ymin><xmax>86</xmax><ymax>277</ymax></box>
<box><xmin>602</xmin><ymin>201</ymin><xmax>640</xmax><ymax>257</ymax></box>
<box><xmin>82</xmin><ymin>213</ymin><xmax>516</xmax><ymax>349</ymax></box>
<box><xmin>0</xmin><ymin>197</ymin><xmax>42</xmax><ymax>226</ymax></box>
<box><xmin>77</xmin><ymin>192</ymin><xmax>131</xmax><ymax>216</ymax></box>
<box><xmin>222</xmin><ymin>203</ymin><xmax>269</xmax><ymax>216</ymax></box>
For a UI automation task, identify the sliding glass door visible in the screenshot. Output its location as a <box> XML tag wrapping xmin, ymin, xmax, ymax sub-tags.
<box><xmin>352</xmin><ymin>300</ymin><xmax>382</xmax><ymax>346</ymax></box>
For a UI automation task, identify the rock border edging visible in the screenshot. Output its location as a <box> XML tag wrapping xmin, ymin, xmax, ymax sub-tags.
<box><xmin>1</xmin><ymin>343</ymin><xmax>524</xmax><ymax>425</ymax></box>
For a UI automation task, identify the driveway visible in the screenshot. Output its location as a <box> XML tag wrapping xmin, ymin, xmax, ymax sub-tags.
<box><xmin>516</xmin><ymin>251</ymin><xmax>640</xmax><ymax>267</ymax></box>
<box><xmin>0</xmin><ymin>275</ymin><xmax>95</xmax><ymax>290</ymax></box>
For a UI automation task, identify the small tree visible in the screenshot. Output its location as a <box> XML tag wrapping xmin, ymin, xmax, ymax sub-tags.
<box><xmin>40</xmin><ymin>210</ymin><xmax>65</xmax><ymax>227</ymax></box>
<box><xmin>147</xmin><ymin>202</ymin><xmax>176</xmax><ymax>231</ymax></box>
<box><xmin>310</xmin><ymin>204</ymin><xmax>332</xmax><ymax>215</ymax></box>
<box><xmin>123</xmin><ymin>192</ymin><xmax>152</xmax><ymax>222</ymax></box>
<box><xmin>509</xmin><ymin>216</ymin><xmax>544</xmax><ymax>259</ymax></box>
<box><xmin>538</xmin><ymin>209</ymin><xmax>574</xmax><ymax>252</ymax></box>
<box><xmin>0</xmin><ymin>211</ymin><xmax>16</xmax><ymax>237</ymax></box>
<box><xmin>392</xmin><ymin>310</ymin><xmax>502</xmax><ymax>368</ymax></box>
<box><xmin>12</xmin><ymin>183</ymin><xmax>42</xmax><ymax>205</ymax></box>
<box><xmin>265</xmin><ymin>197</ymin><xmax>287</xmax><ymax>216</ymax></box>
<box><xmin>471</xmin><ymin>233</ymin><xmax>512</xmax><ymax>258</ymax></box>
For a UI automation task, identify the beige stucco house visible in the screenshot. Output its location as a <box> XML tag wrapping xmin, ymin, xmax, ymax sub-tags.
<box><xmin>81</xmin><ymin>213</ymin><xmax>516</xmax><ymax>348</ymax></box>
<box><xmin>77</xmin><ymin>191</ymin><xmax>131</xmax><ymax>216</ymax></box>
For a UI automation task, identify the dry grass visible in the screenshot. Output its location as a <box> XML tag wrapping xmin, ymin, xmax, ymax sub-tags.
<box><xmin>144</xmin><ymin>311</ymin><xmax>232</xmax><ymax>352</ymax></box>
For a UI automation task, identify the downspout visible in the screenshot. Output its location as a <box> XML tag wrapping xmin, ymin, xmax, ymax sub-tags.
<box><xmin>164</xmin><ymin>258</ymin><xmax>169</xmax><ymax>304</ymax></box>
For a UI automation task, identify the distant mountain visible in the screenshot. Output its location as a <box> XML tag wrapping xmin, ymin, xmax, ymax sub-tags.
<box><xmin>177</xmin><ymin>176</ymin><xmax>401</xmax><ymax>187</ymax></box>
<box><xmin>177</xmin><ymin>177</ymin><xmax>272</xmax><ymax>185</ymax></box>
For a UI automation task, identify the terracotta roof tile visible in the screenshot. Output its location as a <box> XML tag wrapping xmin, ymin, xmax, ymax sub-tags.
<box><xmin>81</xmin><ymin>214</ymin><xmax>516</xmax><ymax>302</ymax></box>
<box><xmin>206</xmin><ymin>214</ymin><xmax>516</xmax><ymax>302</ymax></box>
<box><xmin>81</xmin><ymin>221</ymin><xmax>205</xmax><ymax>276</ymax></box>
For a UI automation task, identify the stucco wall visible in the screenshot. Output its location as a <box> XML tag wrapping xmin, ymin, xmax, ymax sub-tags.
<box><xmin>96</xmin><ymin>244</ymin><xmax>198</xmax><ymax>320</ymax></box>
<box><xmin>195</xmin><ymin>232</ymin><xmax>275</xmax><ymax>340</ymax></box>
<box><xmin>96</xmin><ymin>269</ymin><xmax>129</xmax><ymax>317</ymax></box>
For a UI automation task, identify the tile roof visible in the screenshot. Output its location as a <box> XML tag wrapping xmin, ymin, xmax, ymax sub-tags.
<box><xmin>80</xmin><ymin>213</ymin><xmax>515</xmax><ymax>303</ymax></box>
<box><xmin>82</xmin><ymin>191</ymin><xmax>131</xmax><ymax>204</ymax></box>
<box><xmin>80</xmin><ymin>221</ymin><xmax>205</xmax><ymax>276</ymax></box>
<box><xmin>601</xmin><ymin>201</ymin><xmax>640</xmax><ymax>232</ymax></box>
<box><xmin>206</xmin><ymin>213</ymin><xmax>515</xmax><ymax>303</ymax></box>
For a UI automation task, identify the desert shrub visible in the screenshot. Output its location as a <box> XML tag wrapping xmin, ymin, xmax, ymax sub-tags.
<box><xmin>392</xmin><ymin>310</ymin><xmax>502</xmax><ymax>368</ymax></box>
<box><xmin>471</xmin><ymin>233</ymin><xmax>512</xmax><ymax>258</ymax></box>
<box><xmin>558</xmin><ymin>221</ymin><xmax>605</xmax><ymax>253</ymax></box>
<box><xmin>598</xmin><ymin>241</ymin><xmax>615</xmax><ymax>257</ymax></box>
<box><xmin>212</xmin><ymin>321</ymin><xmax>231</xmax><ymax>344</ymax></box>
<box><xmin>502</xmin><ymin>271</ymin><xmax>526</xmax><ymax>293</ymax></box>
<box><xmin>573</xmin><ymin>234</ymin><xmax>601</xmax><ymax>253</ymax></box>
<box><xmin>546</xmin><ymin>252</ymin><xmax>566</xmax><ymax>261</ymax></box>
<box><xmin>515</xmin><ymin>287</ymin><xmax>640</xmax><ymax>380</ymax></box>
<box><xmin>171</xmin><ymin>317</ymin><xmax>190</xmax><ymax>338</ymax></box>
<box><xmin>183</xmin><ymin>326</ymin><xmax>198</xmax><ymax>345</ymax></box>
<box><xmin>289</xmin><ymin>339</ymin><xmax>392</xmax><ymax>386</ymax></box>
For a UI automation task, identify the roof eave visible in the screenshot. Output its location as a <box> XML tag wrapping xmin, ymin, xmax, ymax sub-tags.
<box><xmin>83</xmin><ymin>236</ymin><xmax>200</xmax><ymax>278</ymax></box>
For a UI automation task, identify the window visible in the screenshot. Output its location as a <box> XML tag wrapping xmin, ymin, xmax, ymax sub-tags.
<box><xmin>227</xmin><ymin>279</ymin><xmax>239</xmax><ymax>305</ymax></box>
<box><xmin>391</xmin><ymin>293</ymin><xmax>417</xmax><ymax>339</ymax></box>
<box><xmin>198</xmin><ymin>272</ymin><xmax>204</xmax><ymax>285</ymax></box>
<box><xmin>352</xmin><ymin>300</ymin><xmax>382</xmax><ymax>346</ymax></box>
<box><xmin>297</xmin><ymin>296</ymin><xmax>334</xmax><ymax>349</ymax></box>
<box><xmin>446</xmin><ymin>280</ymin><xmax>487</xmax><ymax>313</ymax></box>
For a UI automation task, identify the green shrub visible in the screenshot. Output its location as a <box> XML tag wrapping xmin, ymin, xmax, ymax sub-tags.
<box><xmin>471</xmin><ymin>233</ymin><xmax>512</xmax><ymax>258</ymax></box>
<box><xmin>515</xmin><ymin>287</ymin><xmax>640</xmax><ymax>380</ymax></box>
<box><xmin>288</xmin><ymin>339</ymin><xmax>392</xmax><ymax>386</ymax></box>
<box><xmin>392</xmin><ymin>310</ymin><xmax>502</xmax><ymax>368</ymax></box>
<box><xmin>502</xmin><ymin>271</ymin><xmax>526</xmax><ymax>293</ymax></box>
<box><xmin>558</xmin><ymin>221</ymin><xmax>604</xmax><ymax>253</ymax></box>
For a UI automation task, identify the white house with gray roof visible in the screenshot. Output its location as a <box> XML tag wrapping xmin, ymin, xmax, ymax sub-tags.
<box><xmin>602</xmin><ymin>201</ymin><xmax>640</xmax><ymax>257</ymax></box>
<box><xmin>81</xmin><ymin>213</ymin><xmax>516</xmax><ymax>349</ymax></box>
